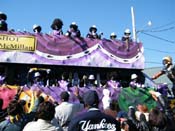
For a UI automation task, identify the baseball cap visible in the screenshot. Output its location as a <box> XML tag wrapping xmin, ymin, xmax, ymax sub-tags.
<box><xmin>83</xmin><ymin>90</ymin><xmax>99</xmax><ymax>107</ymax></box>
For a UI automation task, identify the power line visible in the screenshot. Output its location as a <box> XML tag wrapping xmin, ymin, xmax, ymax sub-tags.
<box><xmin>148</xmin><ymin>21</ymin><xmax>175</xmax><ymax>30</ymax></box>
<box><xmin>141</xmin><ymin>32</ymin><xmax>175</xmax><ymax>44</ymax></box>
<box><xmin>143</xmin><ymin>26</ymin><xmax>175</xmax><ymax>33</ymax></box>
<box><xmin>145</xmin><ymin>47</ymin><xmax>175</xmax><ymax>54</ymax></box>
<box><xmin>145</xmin><ymin>61</ymin><xmax>162</xmax><ymax>64</ymax></box>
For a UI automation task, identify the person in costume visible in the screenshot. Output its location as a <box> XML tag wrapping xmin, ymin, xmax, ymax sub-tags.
<box><xmin>110</xmin><ymin>32</ymin><xmax>117</xmax><ymax>40</ymax></box>
<box><xmin>122</xmin><ymin>28</ymin><xmax>132</xmax><ymax>51</ymax></box>
<box><xmin>129</xmin><ymin>74</ymin><xmax>145</xmax><ymax>89</ymax></box>
<box><xmin>122</xmin><ymin>28</ymin><xmax>132</xmax><ymax>42</ymax></box>
<box><xmin>32</xmin><ymin>24</ymin><xmax>42</xmax><ymax>33</ymax></box>
<box><xmin>107</xmin><ymin>71</ymin><xmax>121</xmax><ymax>88</ymax></box>
<box><xmin>51</xmin><ymin>18</ymin><xmax>63</xmax><ymax>36</ymax></box>
<box><xmin>87</xmin><ymin>74</ymin><xmax>97</xmax><ymax>88</ymax></box>
<box><xmin>79</xmin><ymin>75</ymin><xmax>88</xmax><ymax>87</ymax></box>
<box><xmin>86</xmin><ymin>25</ymin><xmax>99</xmax><ymax>39</ymax></box>
<box><xmin>0</xmin><ymin>12</ymin><xmax>8</xmax><ymax>31</ymax></box>
<box><xmin>58</xmin><ymin>72</ymin><xmax>71</xmax><ymax>90</ymax></box>
<box><xmin>65</xmin><ymin>22</ymin><xmax>81</xmax><ymax>38</ymax></box>
<box><xmin>152</xmin><ymin>56</ymin><xmax>175</xmax><ymax>97</ymax></box>
<box><xmin>27</xmin><ymin>68</ymin><xmax>53</xmax><ymax>86</ymax></box>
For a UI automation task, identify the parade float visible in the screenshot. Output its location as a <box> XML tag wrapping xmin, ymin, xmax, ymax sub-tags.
<box><xmin>0</xmin><ymin>30</ymin><xmax>157</xmax><ymax>111</ymax></box>
<box><xmin>0</xmin><ymin>32</ymin><xmax>144</xmax><ymax>68</ymax></box>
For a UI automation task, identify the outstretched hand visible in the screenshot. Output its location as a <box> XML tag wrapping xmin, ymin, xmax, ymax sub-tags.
<box><xmin>149</xmin><ymin>90</ymin><xmax>161</xmax><ymax>101</ymax></box>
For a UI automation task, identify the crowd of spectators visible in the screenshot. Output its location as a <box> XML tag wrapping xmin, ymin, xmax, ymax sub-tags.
<box><xmin>0</xmin><ymin>71</ymin><xmax>175</xmax><ymax>131</ymax></box>
<box><xmin>0</xmin><ymin>84</ymin><xmax>175</xmax><ymax>131</ymax></box>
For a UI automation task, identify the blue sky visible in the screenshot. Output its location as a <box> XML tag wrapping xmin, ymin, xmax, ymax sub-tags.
<box><xmin>1</xmin><ymin>0</ymin><xmax>175</xmax><ymax>68</ymax></box>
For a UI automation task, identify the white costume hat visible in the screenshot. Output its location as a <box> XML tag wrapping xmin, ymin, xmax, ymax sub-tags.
<box><xmin>131</xmin><ymin>74</ymin><xmax>138</xmax><ymax>80</ymax></box>
<box><xmin>124</xmin><ymin>28</ymin><xmax>131</xmax><ymax>34</ymax></box>
<box><xmin>34</xmin><ymin>72</ymin><xmax>41</xmax><ymax>77</ymax></box>
<box><xmin>71</xmin><ymin>22</ymin><xmax>77</xmax><ymax>25</ymax></box>
<box><xmin>33</xmin><ymin>24</ymin><xmax>40</xmax><ymax>30</ymax></box>
<box><xmin>88</xmin><ymin>74</ymin><xmax>95</xmax><ymax>80</ymax></box>
<box><xmin>110</xmin><ymin>32</ymin><xmax>116</xmax><ymax>37</ymax></box>
<box><xmin>91</xmin><ymin>25</ymin><xmax>97</xmax><ymax>28</ymax></box>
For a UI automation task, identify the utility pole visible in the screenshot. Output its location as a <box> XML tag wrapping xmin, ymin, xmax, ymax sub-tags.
<box><xmin>131</xmin><ymin>6</ymin><xmax>137</xmax><ymax>42</ymax></box>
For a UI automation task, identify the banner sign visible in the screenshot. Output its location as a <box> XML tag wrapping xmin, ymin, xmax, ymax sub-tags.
<box><xmin>0</xmin><ymin>34</ymin><xmax>36</xmax><ymax>52</ymax></box>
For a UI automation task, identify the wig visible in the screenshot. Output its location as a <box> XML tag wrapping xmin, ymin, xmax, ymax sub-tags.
<box><xmin>51</xmin><ymin>18</ymin><xmax>63</xmax><ymax>30</ymax></box>
<box><xmin>0</xmin><ymin>13</ymin><xmax>7</xmax><ymax>20</ymax></box>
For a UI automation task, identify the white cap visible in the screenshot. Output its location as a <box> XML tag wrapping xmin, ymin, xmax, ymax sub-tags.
<box><xmin>33</xmin><ymin>24</ymin><xmax>39</xmax><ymax>30</ymax></box>
<box><xmin>110</xmin><ymin>32</ymin><xmax>116</xmax><ymax>36</ymax></box>
<box><xmin>71</xmin><ymin>22</ymin><xmax>77</xmax><ymax>25</ymax></box>
<box><xmin>34</xmin><ymin>72</ymin><xmax>40</xmax><ymax>77</ymax></box>
<box><xmin>131</xmin><ymin>74</ymin><xmax>138</xmax><ymax>80</ymax></box>
<box><xmin>92</xmin><ymin>25</ymin><xmax>97</xmax><ymax>28</ymax></box>
<box><xmin>88</xmin><ymin>74</ymin><xmax>95</xmax><ymax>80</ymax></box>
<box><xmin>0</xmin><ymin>12</ymin><xmax>5</xmax><ymax>15</ymax></box>
<box><xmin>124</xmin><ymin>28</ymin><xmax>131</xmax><ymax>34</ymax></box>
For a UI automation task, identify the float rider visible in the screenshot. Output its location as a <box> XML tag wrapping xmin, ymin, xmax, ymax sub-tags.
<box><xmin>152</xmin><ymin>56</ymin><xmax>175</xmax><ymax>97</ymax></box>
